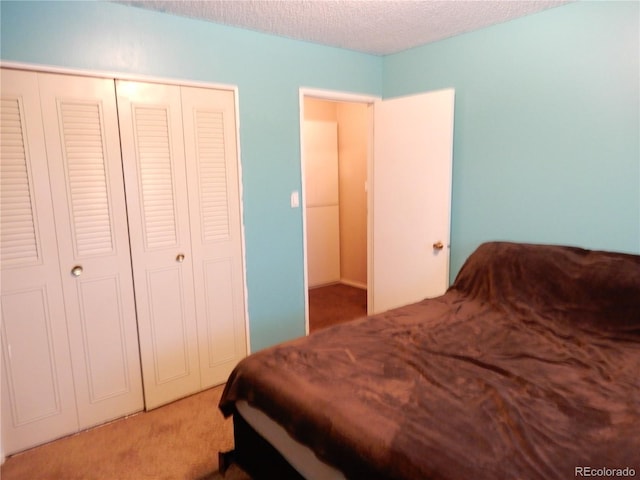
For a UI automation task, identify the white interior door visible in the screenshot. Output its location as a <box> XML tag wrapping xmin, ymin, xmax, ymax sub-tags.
<box><xmin>1</xmin><ymin>69</ymin><xmax>78</xmax><ymax>454</ymax></box>
<box><xmin>180</xmin><ymin>85</ymin><xmax>247</xmax><ymax>388</ymax></box>
<box><xmin>116</xmin><ymin>80</ymin><xmax>200</xmax><ymax>409</ymax></box>
<box><xmin>38</xmin><ymin>73</ymin><xmax>144</xmax><ymax>427</ymax></box>
<box><xmin>370</xmin><ymin>89</ymin><xmax>455</xmax><ymax>314</ymax></box>
<box><xmin>304</xmin><ymin>120</ymin><xmax>340</xmax><ymax>287</ymax></box>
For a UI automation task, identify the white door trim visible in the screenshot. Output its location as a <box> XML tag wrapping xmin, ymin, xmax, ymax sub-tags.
<box><xmin>1</xmin><ymin>60</ymin><xmax>252</xmax><ymax>354</ymax></box>
<box><xmin>0</xmin><ymin>61</ymin><xmax>238</xmax><ymax>92</ymax></box>
<box><xmin>299</xmin><ymin>88</ymin><xmax>380</xmax><ymax>335</ymax></box>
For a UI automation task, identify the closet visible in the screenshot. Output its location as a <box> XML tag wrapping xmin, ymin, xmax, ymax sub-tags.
<box><xmin>303</xmin><ymin>99</ymin><xmax>368</xmax><ymax>291</ymax></box>
<box><xmin>0</xmin><ymin>68</ymin><xmax>247</xmax><ymax>455</ymax></box>
<box><xmin>117</xmin><ymin>80</ymin><xmax>246</xmax><ymax>409</ymax></box>
<box><xmin>304</xmin><ymin>120</ymin><xmax>341</xmax><ymax>287</ymax></box>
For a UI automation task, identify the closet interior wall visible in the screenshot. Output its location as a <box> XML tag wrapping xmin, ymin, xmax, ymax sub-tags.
<box><xmin>303</xmin><ymin>98</ymin><xmax>368</xmax><ymax>290</ymax></box>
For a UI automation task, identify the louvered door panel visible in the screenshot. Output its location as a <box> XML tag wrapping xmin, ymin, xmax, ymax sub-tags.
<box><xmin>134</xmin><ymin>106</ymin><xmax>178</xmax><ymax>249</ymax></box>
<box><xmin>59</xmin><ymin>101</ymin><xmax>114</xmax><ymax>257</ymax></box>
<box><xmin>116</xmin><ymin>80</ymin><xmax>200</xmax><ymax>410</ymax></box>
<box><xmin>1</xmin><ymin>68</ymin><xmax>79</xmax><ymax>456</ymax></box>
<box><xmin>0</xmin><ymin>98</ymin><xmax>39</xmax><ymax>267</ymax></box>
<box><xmin>195</xmin><ymin>110</ymin><xmax>231</xmax><ymax>241</ymax></box>
<box><xmin>39</xmin><ymin>72</ymin><xmax>143</xmax><ymax>428</ymax></box>
<box><xmin>181</xmin><ymin>86</ymin><xmax>247</xmax><ymax>388</ymax></box>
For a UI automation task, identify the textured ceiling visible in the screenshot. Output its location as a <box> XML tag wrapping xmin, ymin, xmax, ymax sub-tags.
<box><xmin>116</xmin><ymin>0</ymin><xmax>569</xmax><ymax>55</ymax></box>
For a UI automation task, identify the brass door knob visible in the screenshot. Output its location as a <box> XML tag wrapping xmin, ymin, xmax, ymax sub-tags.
<box><xmin>433</xmin><ymin>241</ymin><xmax>444</xmax><ymax>250</ymax></box>
<box><xmin>71</xmin><ymin>265</ymin><xmax>83</xmax><ymax>277</ymax></box>
<box><xmin>176</xmin><ymin>254</ymin><xmax>185</xmax><ymax>263</ymax></box>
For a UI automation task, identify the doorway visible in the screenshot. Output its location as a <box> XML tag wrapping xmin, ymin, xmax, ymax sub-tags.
<box><xmin>300</xmin><ymin>87</ymin><xmax>456</xmax><ymax>335</ymax></box>
<box><xmin>301</xmin><ymin>95</ymin><xmax>372</xmax><ymax>332</ymax></box>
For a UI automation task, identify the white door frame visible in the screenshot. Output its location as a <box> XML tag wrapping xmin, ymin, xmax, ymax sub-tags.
<box><xmin>299</xmin><ymin>88</ymin><xmax>380</xmax><ymax>335</ymax></box>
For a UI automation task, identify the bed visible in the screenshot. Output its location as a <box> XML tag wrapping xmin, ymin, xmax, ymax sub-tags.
<box><xmin>219</xmin><ymin>242</ymin><xmax>640</xmax><ymax>479</ymax></box>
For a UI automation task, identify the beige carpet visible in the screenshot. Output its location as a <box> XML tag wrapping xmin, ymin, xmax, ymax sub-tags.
<box><xmin>1</xmin><ymin>384</ymin><xmax>250</xmax><ymax>480</ymax></box>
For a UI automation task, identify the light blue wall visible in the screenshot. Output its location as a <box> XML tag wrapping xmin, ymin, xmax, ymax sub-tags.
<box><xmin>0</xmin><ymin>0</ymin><xmax>382</xmax><ymax>352</ymax></box>
<box><xmin>383</xmin><ymin>1</ymin><xmax>640</xmax><ymax>278</ymax></box>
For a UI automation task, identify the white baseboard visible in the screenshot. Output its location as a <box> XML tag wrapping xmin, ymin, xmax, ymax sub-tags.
<box><xmin>339</xmin><ymin>279</ymin><xmax>367</xmax><ymax>290</ymax></box>
<box><xmin>308</xmin><ymin>279</ymin><xmax>367</xmax><ymax>290</ymax></box>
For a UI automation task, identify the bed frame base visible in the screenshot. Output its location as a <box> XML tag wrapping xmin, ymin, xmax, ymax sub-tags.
<box><xmin>218</xmin><ymin>413</ymin><xmax>304</xmax><ymax>479</ymax></box>
<box><xmin>218</xmin><ymin>450</ymin><xmax>237</xmax><ymax>475</ymax></box>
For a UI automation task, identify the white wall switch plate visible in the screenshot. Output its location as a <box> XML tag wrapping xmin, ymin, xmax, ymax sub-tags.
<box><xmin>291</xmin><ymin>191</ymin><xmax>300</xmax><ymax>208</ymax></box>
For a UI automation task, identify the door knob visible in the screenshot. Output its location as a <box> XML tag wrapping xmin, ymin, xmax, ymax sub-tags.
<box><xmin>176</xmin><ymin>254</ymin><xmax>185</xmax><ymax>263</ymax></box>
<box><xmin>432</xmin><ymin>241</ymin><xmax>444</xmax><ymax>250</ymax></box>
<box><xmin>71</xmin><ymin>265</ymin><xmax>83</xmax><ymax>277</ymax></box>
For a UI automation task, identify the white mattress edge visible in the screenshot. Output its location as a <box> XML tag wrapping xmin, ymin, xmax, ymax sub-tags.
<box><xmin>235</xmin><ymin>400</ymin><xmax>346</xmax><ymax>480</ymax></box>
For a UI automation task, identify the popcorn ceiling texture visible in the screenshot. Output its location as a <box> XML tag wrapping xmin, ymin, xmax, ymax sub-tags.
<box><xmin>115</xmin><ymin>0</ymin><xmax>569</xmax><ymax>55</ymax></box>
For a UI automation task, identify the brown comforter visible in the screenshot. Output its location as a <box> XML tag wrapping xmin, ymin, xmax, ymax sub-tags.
<box><xmin>220</xmin><ymin>242</ymin><xmax>640</xmax><ymax>479</ymax></box>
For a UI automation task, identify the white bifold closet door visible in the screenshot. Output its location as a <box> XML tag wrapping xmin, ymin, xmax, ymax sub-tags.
<box><xmin>116</xmin><ymin>81</ymin><xmax>200</xmax><ymax>410</ymax></box>
<box><xmin>38</xmin><ymin>73</ymin><xmax>144</xmax><ymax>427</ymax></box>
<box><xmin>117</xmin><ymin>81</ymin><xmax>247</xmax><ymax>409</ymax></box>
<box><xmin>1</xmin><ymin>69</ymin><xmax>78</xmax><ymax>455</ymax></box>
<box><xmin>1</xmin><ymin>69</ymin><xmax>143</xmax><ymax>455</ymax></box>
<box><xmin>180</xmin><ymin>86</ymin><xmax>247</xmax><ymax>390</ymax></box>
